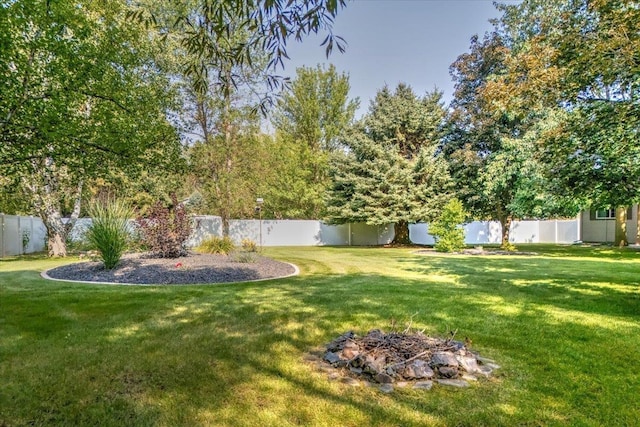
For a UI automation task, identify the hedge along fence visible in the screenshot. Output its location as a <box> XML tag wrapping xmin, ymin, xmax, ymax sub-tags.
<box><xmin>0</xmin><ymin>214</ymin><xmax>47</xmax><ymax>257</ymax></box>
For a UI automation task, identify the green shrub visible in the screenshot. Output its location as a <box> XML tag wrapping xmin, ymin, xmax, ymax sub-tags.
<box><xmin>21</xmin><ymin>230</ymin><xmax>30</xmax><ymax>253</ymax></box>
<box><xmin>86</xmin><ymin>200</ymin><xmax>133</xmax><ymax>269</ymax></box>
<box><xmin>429</xmin><ymin>199</ymin><xmax>467</xmax><ymax>253</ymax></box>
<box><xmin>197</xmin><ymin>236</ymin><xmax>235</xmax><ymax>255</ymax></box>
<box><xmin>241</xmin><ymin>238</ymin><xmax>258</xmax><ymax>253</ymax></box>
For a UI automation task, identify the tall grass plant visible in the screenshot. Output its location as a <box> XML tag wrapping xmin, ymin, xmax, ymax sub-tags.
<box><xmin>85</xmin><ymin>200</ymin><xmax>133</xmax><ymax>269</ymax></box>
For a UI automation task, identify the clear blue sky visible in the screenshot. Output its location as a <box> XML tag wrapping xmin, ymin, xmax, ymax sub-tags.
<box><xmin>282</xmin><ymin>0</ymin><xmax>511</xmax><ymax>117</ymax></box>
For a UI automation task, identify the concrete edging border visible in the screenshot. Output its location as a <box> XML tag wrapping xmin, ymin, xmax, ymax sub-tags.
<box><xmin>40</xmin><ymin>262</ymin><xmax>300</xmax><ymax>287</ymax></box>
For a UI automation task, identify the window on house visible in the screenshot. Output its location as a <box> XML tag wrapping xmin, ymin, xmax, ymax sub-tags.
<box><xmin>595</xmin><ymin>209</ymin><xmax>616</xmax><ymax>219</ymax></box>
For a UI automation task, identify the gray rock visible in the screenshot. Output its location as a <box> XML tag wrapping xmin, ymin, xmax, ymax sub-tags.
<box><xmin>343</xmin><ymin>340</ymin><xmax>359</xmax><ymax>349</ymax></box>
<box><xmin>375</xmin><ymin>373</ymin><xmax>394</xmax><ymax>384</ymax></box>
<box><xmin>323</xmin><ymin>351</ymin><xmax>341</xmax><ymax>364</ymax></box>
<box><xmin>431</xmin><ymin>351</ymin><xmax>459</xmax><ymax>367</ymax></box>
<box><xmin>349</xmin><ymin>367</ymin><xmax>363</xmax><ymax>375</ymax></box>
<box><xmin>485</xmin><ymin>362</ymin><xmax>501</xmax><ymax>370</ymax></box>
<box><xmin>402</xmin><ymin>360</ymin><xmax>435</xmax><ymax>380</ymax></box>
<box><xmin>450</xmin><ymin>340</ymin><xmax>465</xmax><ymax>351</ymax></box>
<box><xmin>438</xmin><ymin>366</ymin><xmax>459</xmax><ymax>378</ymax></box>
<box><xmin>363</xmin><ymin>354</ymin><xmax>386</xmax><ymax>375</ymax></box>
<box><xmin>326</xmin><ymin>331</ymin><xmax>355</xmax><ymax>352</ymax></box>
<box><xmin>366</xmin><ymin>329</ymin><xmax>385</xmax><ymax>340</ymax></box>
<box><xmin>436</xmin><ymin>379</ymin><xmax>470</xmax><ymax>388</ymax></box>
<box><xmin>341</xmin><ymin>347</ymin><xmax>359</xmax><ymax>360</ymax></box>
<box><xmin>476</xmin><ymin>355</ymin><xmax>496</xmax><ymax>364</ymax></box>
<box><xmin>412</xmin><ymin>381</ymin><xmax>433</xmax><ymax>390</ymax></box>
<box><xmin>461</xmin><ymin>374</ymin><xmax>478</xmax><ymax>382</ymax></box>
<box><xmin>455</xmin><ymin>355</ymin><xmax>480</xmax><ymax>373</ymax></box>
<box><xmin>379</xmin><ymin>384</ymin><xmax>394</xmax><ymax>393</ymax></box>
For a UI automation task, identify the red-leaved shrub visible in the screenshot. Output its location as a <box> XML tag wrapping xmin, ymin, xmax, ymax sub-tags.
<box><xmin>136</xmin><ymin>195</ymin><xmax>191</xmax><ymax>258</ymax></box>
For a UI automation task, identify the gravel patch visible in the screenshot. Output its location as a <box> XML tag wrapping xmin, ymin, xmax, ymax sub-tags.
<box><xmin>44</xmin><ymin>252</ymin><xmax>298</xmax><ymax>285</ymax></box>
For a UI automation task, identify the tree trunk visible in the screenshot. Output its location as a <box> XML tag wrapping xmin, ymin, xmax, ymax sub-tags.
<box><xmin>499</xmin><ymin>215</ymin><xmax>514</xmax><ymax>250</ymax></box>
<box><xmin>24</xmin><ymin>157</ymin><xmax>83</xmax><ymax>257</ymax></box>
<box><xmin>615</xmin><ymin>206</ymin><xmax>628</xmax><ymax>247</ymax></box>
<box><xmin>44</xmin><ymin>214</ymin><xmax>69</xmax><ymax>257</ymax></box>
<box><xmin>221</xmin><ymin>213</ymin><xmax>230</xmax><ymax>237</ymax></box>
<box><xmin>392</xmin><ymin>220</ymin><xmax>411</xmax><ymax>245</ymax></box>
<box><xmin>221</xmin><ymin>66</ymin><xmax>233</xmax><ymax>238</ymax></box>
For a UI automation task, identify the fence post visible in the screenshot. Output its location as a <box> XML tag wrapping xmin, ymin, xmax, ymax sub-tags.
<box><xmin>17</xmin><ymin>216</ymin><xmax>22</xmax><ymax>255</ymax></box>
<box><xmin>1</xmin><ymin>213</ymin><xmax>4</xmax><ymax>258</ymax></box>
<box><xmin>29</xmin><ymin>216</ymin><xmax>34</xmax><ymax>254</ymax></box>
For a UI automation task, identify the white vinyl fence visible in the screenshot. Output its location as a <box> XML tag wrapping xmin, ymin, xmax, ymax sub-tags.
<box><xmin>409</xmin><ymin>219</ymin><xmax>579</xmax><ymax>246</ymax></box>
<box><xmin>188</xmin><ymin>216</ymin><xmax>578</xmax><ymax>247</ymax></box>
<box><xmin>0</xmin><ymin>215</ymin><xmax>580</xmax><ymax>257</ymax></box>
<box><xmin>0</xmin><ymin>214</ymin><xmax>47</xmax><ymax>257</ymax></box>
<box><xmin>188</xmin><ymin>217</ymin><xmax>395</xmax><ymax>247</ymax></box>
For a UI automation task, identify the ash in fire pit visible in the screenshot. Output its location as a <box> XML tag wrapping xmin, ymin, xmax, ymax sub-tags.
<box><xmin>319</xmin><ymin>329</ymin><xmax>499</xmax><ymax>391</ymax></box>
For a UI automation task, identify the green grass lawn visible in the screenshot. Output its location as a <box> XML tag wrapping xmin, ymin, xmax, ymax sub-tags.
<box><xmin>1</xmin><ymin>245</ymin><xmax>639</xmax><ymax>426</ymax></box>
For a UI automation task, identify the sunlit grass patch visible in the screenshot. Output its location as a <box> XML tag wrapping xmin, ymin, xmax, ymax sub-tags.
<box><xmin>1</xmin><ymin>245</ymin><xmax>639</xmax><ymax>426</ymax></box>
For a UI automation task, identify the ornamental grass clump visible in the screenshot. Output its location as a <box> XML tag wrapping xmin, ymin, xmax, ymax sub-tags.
<box><xmin>241</xmin><ymin>238</ymin><xmax>258</xmax><ymax>253</ymax></box>
<box><xmin>85</xmin><ymin>199</ymin><xmax>133</xmax><ymax>269</ymax></box>
<box><xmin>197</xmin><ymin>236</ymin><xmax>235</xmax><ymax>255</ymax></box>
<box><xmin>429</xmin><ymin>198</ymin><xmax>468</xmax><ymax>253</ymax></box>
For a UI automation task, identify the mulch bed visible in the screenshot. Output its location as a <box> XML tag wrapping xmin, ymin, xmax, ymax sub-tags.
<box><xmin>44</xmin><ymin>252</ymin><xmax>297</xmax><ymax>285</ymax></box>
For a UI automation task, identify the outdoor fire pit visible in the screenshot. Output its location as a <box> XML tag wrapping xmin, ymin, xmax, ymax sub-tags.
<box><xmin>310</xmin><ymin>329</ymin><xmax>500</xmax><ymax>393</ymax></box>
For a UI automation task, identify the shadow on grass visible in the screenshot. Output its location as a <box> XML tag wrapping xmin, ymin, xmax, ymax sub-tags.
<box><xmin>398</xmin><ymin>252</ymin><xmax>640</xmax><ymax>321</ymax></box>
<box><xmin>2</xmin><ymin>250</ymin><xmax>640</xmax><ymax>425</ymax></box>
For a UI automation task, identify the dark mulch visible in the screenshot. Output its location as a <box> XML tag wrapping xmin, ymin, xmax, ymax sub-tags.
<box><xmin>45</xmin><ymin>252</ymin><xmax>297</xmax><ymax>285</ymax></box>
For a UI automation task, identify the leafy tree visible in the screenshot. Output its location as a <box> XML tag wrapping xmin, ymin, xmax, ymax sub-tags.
<box><xmin>0</xmin><ymin>0</ymin><xmax>181</xmax><ymax>256</ymax></box>
<box><xmin>131</xmin><ymin>0</ymin><xmax>347</xmax><ymax>111</ymax></box>
<box><xmin>86</xmin><ymin>165</ymin><xmax>188</xmax><ymax>217</ymax></box>
<box><xmin>257</xmin><ymin>132</ymin><xmax>329</xmax><ymax>219</ymax></box>
<box><xmin>178</xmin><ymin>33</ymin><xmax>273</xmax><ymax>233</ymax></box>
<box><xmin>188</xmin><ymin>129</ymin><xmax>274</xmax><ymax>228</ymax></box>
<box><xmin>484</xmin><ymin>0</ymin><xmax>640</xmax><ymax>245</ymax></box>
<box><xmin>272</xmin><ymin>64</ymin><xmax>358</xmax><ymax>152</ymax></box>
<box><xmin>446</xmin><ymin>32</ymin><xmax>576</xmax><ymax>249</ymax></box>
<box><xmin>326</xmin><ymin>84</ymin><xmax>453</xmax><ymax>244</ymax></box>
<box><xmin>268</xmin><ymin>64</ymin><xmax>358</xmax><ymax>218</ymax></box>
